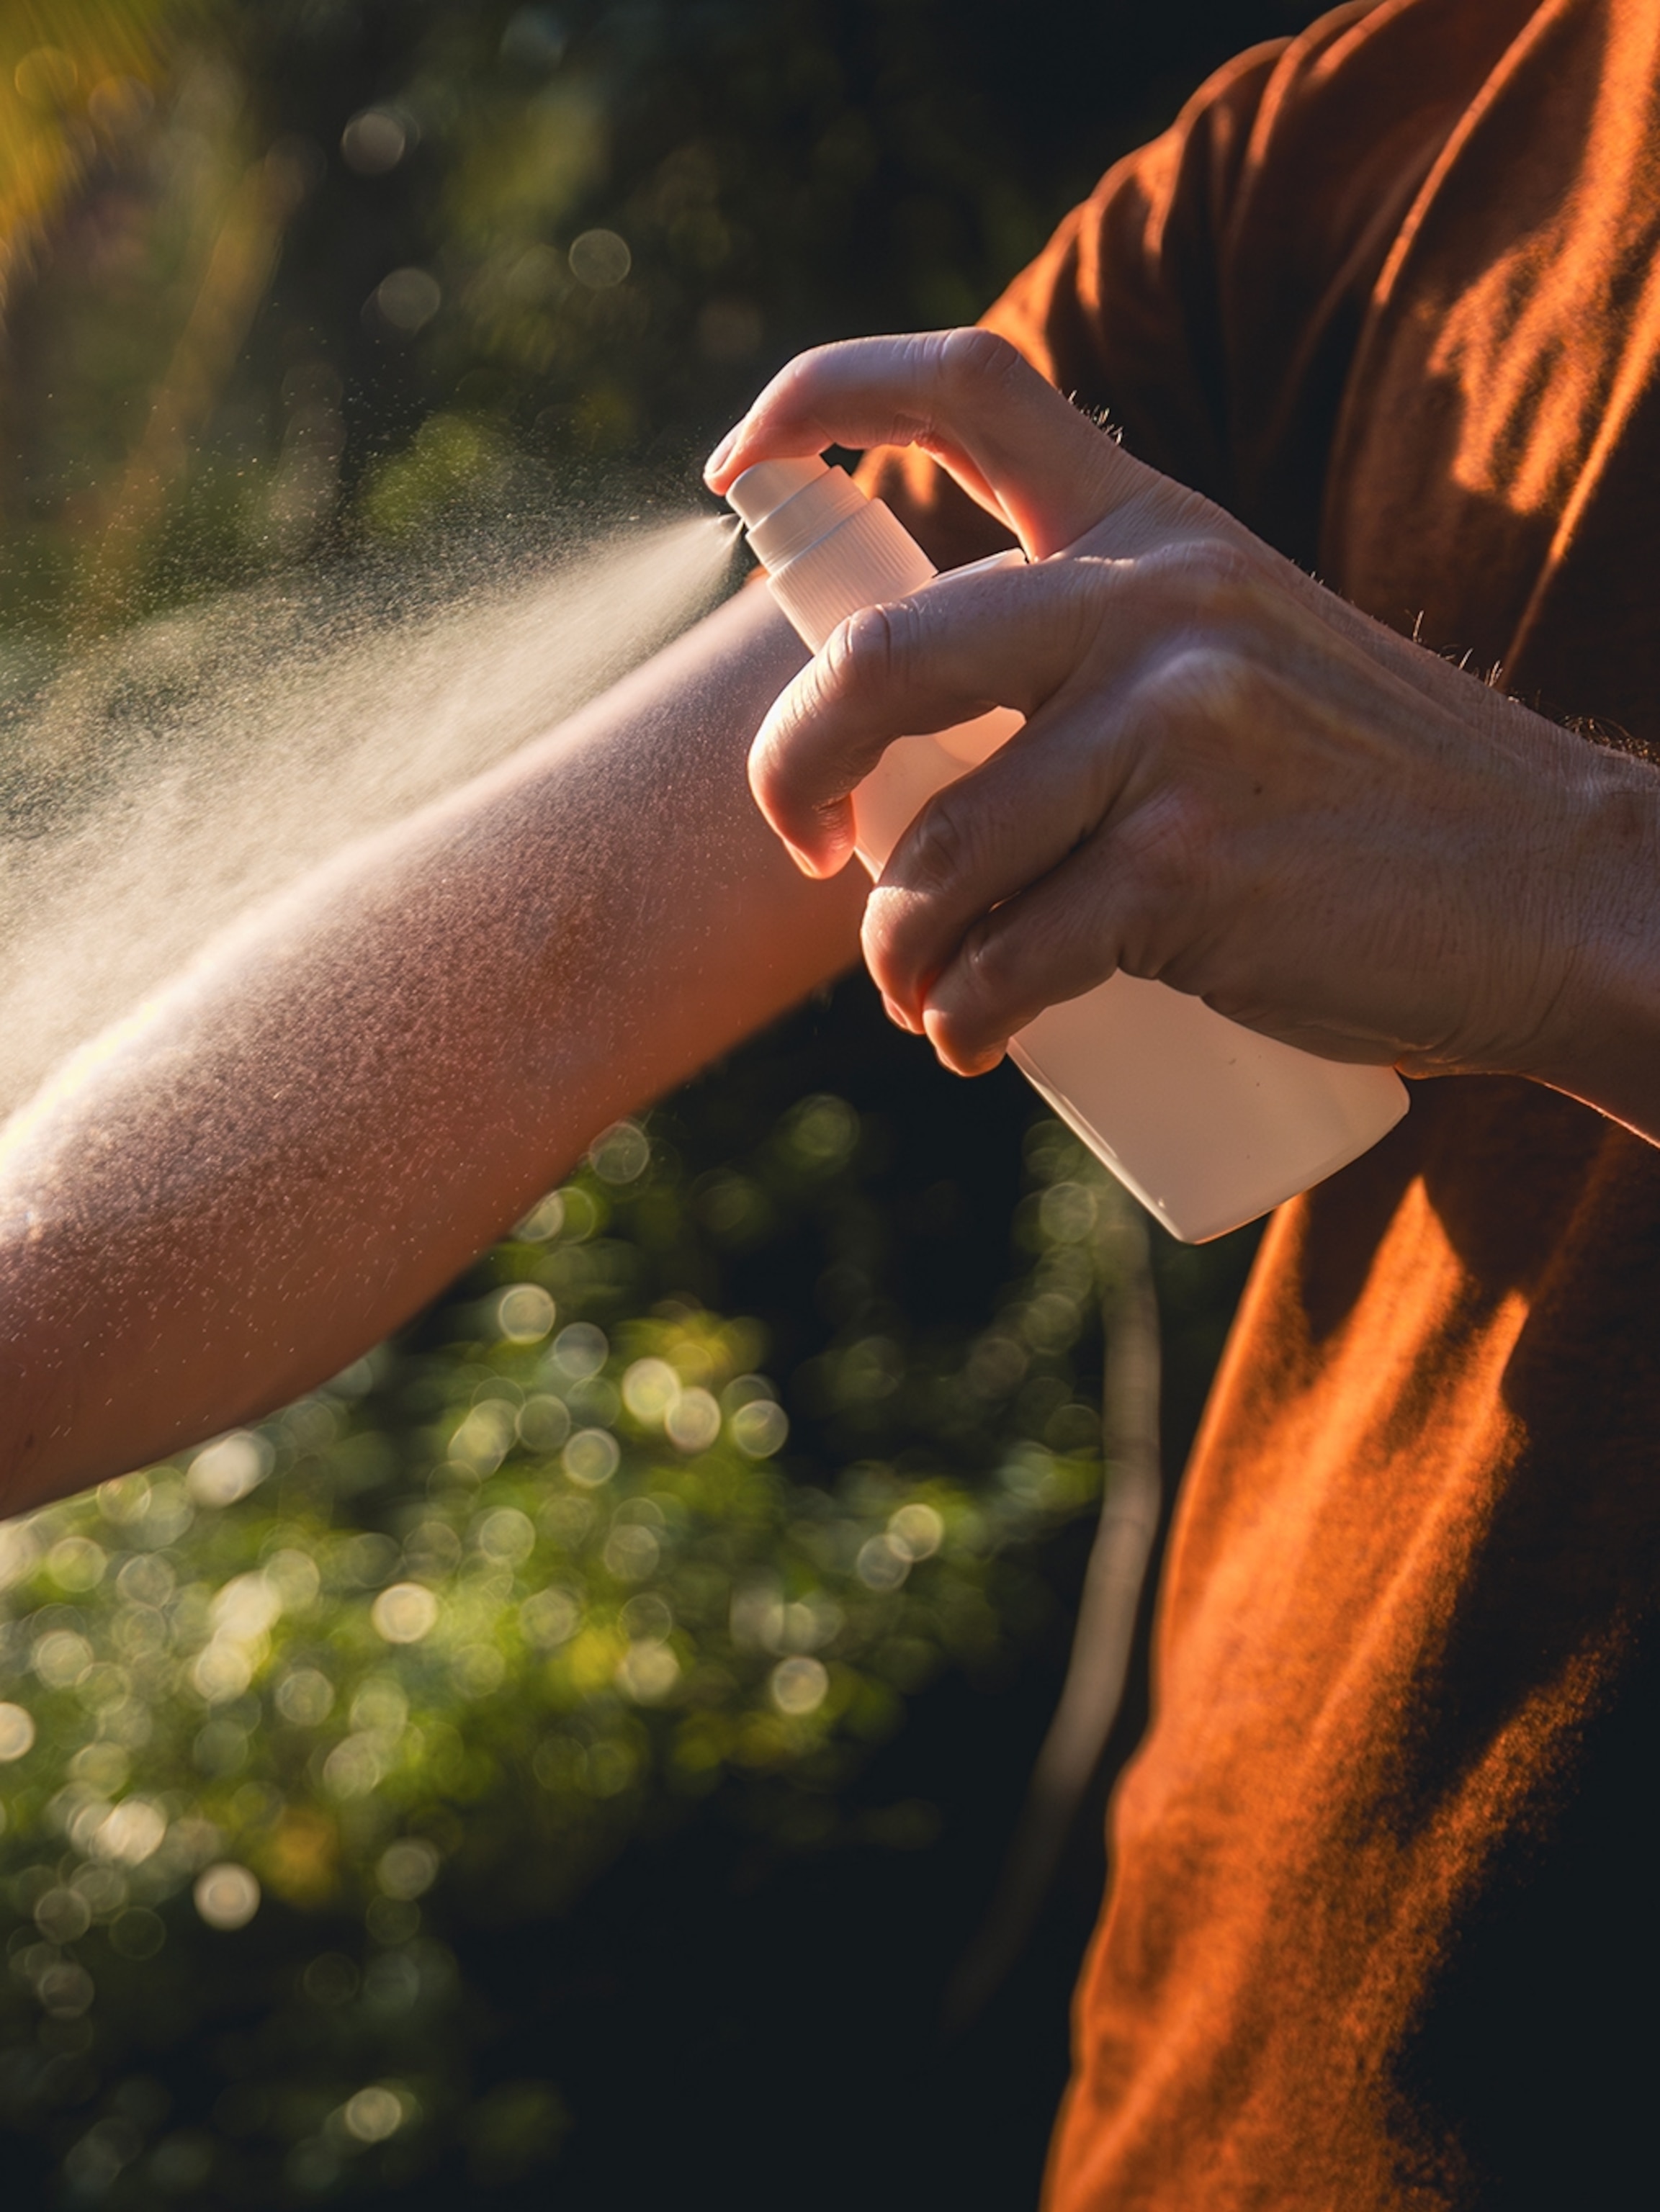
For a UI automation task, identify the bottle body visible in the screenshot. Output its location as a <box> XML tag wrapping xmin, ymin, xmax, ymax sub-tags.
<box><xmin>727</xmin><ymin>458</ymin><xmax>1407</xmax><ymax>1242</ymax></box>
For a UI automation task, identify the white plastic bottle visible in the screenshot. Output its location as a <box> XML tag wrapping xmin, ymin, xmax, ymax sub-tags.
<box><xmin>727</xmin><ymin>456</ymin><xmax>1407</xmax><ymax>1241</ymax></box>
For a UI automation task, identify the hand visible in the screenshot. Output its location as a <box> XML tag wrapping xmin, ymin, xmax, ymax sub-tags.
<box><xmin>707</xmin><ymin>329</ymin><xmax>1660</xmax><ymax>1126</ymax></box>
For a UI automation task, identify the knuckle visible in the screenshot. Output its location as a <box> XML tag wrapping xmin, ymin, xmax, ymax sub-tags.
<box><xmin>1135</xmin><ymin>532</ymin><xmax>1262</xmax><ymax>621</ymax></box>
<box><xmin>1136</xmin><ymin>638</ymin><xmax>1263</xmax><ymax>734</ymax></box>
<box><xmin>1151</xmin><ymin>533</ymin><xmax>1257</xmax><ymax>601</ymax></box>
<box><xmin>961</xmin><ymin>922</ymin><xmax>1022</xmax><ymax>1005</ymax></box>
<box><xmin>902</xmin><ymin>788</ymin><xmax>981</xmax><ymax>896</ymax></box>
<box><xmin>936</xmin><ymin>325</ymin><xmax>1025</xmax><ymax>400</ymax></box>
<box><xmin>1178</xmin><ymin>529</ymin><xmax>1255</xmax><ymax>584</ymax></box>
<box><xmin>765</xmin><ymin>344</ymin><xmax>836</xmax><ymax>426</ymax></box>
<box><xmin>1185</xmin><ymin>532</ymin><xmax>1257</xmax><ymax>602</ymax></box>
<box><xmin>825</xmin><ymin>603</ymin><xmax>901</xmax><ymax>700</ymax></box>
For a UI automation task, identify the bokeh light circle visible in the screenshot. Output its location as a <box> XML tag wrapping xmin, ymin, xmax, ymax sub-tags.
<box><xmin>372</xmin><ymin>1582</ymin><xmax>440</xmax><ymax>1643</ymax></box>
<box><xmin>769</xmin><ymin>1656</ymin><xmax>829</xmax><ymax>1716</ymax></box>
<box><xmin>497</xmin><ymin>1284</ymin><xmax>556</xmax><ymax>1343</ymax></box>
<box><xmin>562</xmin><ymin>1429</ymin><xmax>620</xmax><ymax>1488</ymax></box>
<box><xmin>730</xmin><ymin>1398</ymin><xmax>789</xmax><ymax>1458</ymax></box>
<box><xmin>0</xmin><ymin>1702</ymin><xmax>37</xmax><ymax>1761</ymax></box>
<box><xmin>567</xmin><ymin>230</ymin><xmax>632</xmax><ymax>288</ymax></box>
<box><xmin>194</xmin><ymin>1862</ymin><xmax>261</xmax><ymax>1930</ymax></box>
<box><xmin>344</xmin><ymin>2085</ymin><xmax>404</xmax><ymax>2143</ymax></box>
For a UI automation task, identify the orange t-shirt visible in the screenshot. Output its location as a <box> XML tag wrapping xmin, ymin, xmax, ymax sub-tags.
<box><xmin>863</xmin><ymin>1</ymin><xmax>1660</xmax><ymax>2202</ymax></box>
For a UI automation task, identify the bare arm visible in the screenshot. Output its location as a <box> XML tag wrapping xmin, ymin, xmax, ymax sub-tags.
<box><xmin>0</xmin><ymin>585</ymin><xmax>863</xmax><ymax>1510</ymax></box>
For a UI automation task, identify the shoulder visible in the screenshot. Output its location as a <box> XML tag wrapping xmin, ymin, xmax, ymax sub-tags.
<box><xmin>1015</xmin><ymin>0</ymin><xmax>1543</xmax><ymax>544</ymax></box>
<box><xmin>863</xmin><ymin>3</ymin><xmax>1544</xmax><ymax>562</ymax></box>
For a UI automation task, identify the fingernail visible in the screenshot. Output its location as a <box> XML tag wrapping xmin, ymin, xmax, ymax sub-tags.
<box><xmin>783</xmin><ymin>839</ymin><xmax>823</xmax><ymax>878</ymax></box>
<box><xmin>704</xmin><ymin>425</ymin><xmax>740</xmax><ymax>482</ymax></box>
<box><xmin>922</xmin><ymin>1006</ymin><xmax>1004</xmax><ymax>1076</ymax></box>
<box><xmin>881</xmin><ymin>994</ymin><xmax>920</xmax><ymax>1034</ymax></box>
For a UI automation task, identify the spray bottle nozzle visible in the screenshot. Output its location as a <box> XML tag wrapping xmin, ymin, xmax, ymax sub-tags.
<box><xmin>724</xmin><ymin>452</ymin><xmax>934</xmax><ymax>653</ymax></box>
<box><xmin>725</xmin><ymin>456</ymin><xmax>828</xmax><ymax>529</ymax></box>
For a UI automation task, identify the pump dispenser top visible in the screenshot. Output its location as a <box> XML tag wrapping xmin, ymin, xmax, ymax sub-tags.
<box><xmin>730</xmin><ymin>457</ymin><xmax>940</xmax><ymax>651</ymax></box>
<box><xmin>725</xmin><ymin>457</ymin><xmax>825</xmax><ymax>526</ymax></box>
<box><xmin>727</xmin><ymin>456</ymin><xmax>1408</xmax><ymax>1241</ymax></box>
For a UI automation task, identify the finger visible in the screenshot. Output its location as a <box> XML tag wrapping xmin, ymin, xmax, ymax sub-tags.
<box><xmin>859</xmin><ymin>685</ymin><xmax>1135</xmax><ymax>1022</ymax></box>
<box><xmin>705</xmin><ymin>328</ymin><xmax>1164</xmax><ymax>557</ymax></box>
<box><xmin>748</xmin><ymin>555</ymin><xmax>1116</xmax><ymax>872</ymax></box>
<box><xmin>918</xmin><ymin>827</ymin><xmax>1147</xmax><ymax>1076</ymax></box>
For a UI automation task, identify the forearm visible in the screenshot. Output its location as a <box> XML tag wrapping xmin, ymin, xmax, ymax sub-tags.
<box><xmin>0</xmin><ymin>585</ymin><xmax>863</xmax><ymax>1509</ymax></box>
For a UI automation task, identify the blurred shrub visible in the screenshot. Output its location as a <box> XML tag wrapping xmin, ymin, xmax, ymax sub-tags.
<box><xmin>0</xmin><ymin>1103</ymin><xmax>1136</xmax><ymax>2197</ymax></box>
<box><xmin>0</xmin><ymin>0</ymin><xmax>1322</xmax><ymax>625</ymax></box>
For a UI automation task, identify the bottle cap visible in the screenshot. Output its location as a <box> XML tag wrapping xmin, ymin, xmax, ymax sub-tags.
<box><xmin>727</xmin><ymin>457</ymin><xmax>827</xmax><ymax>529</ymax></box>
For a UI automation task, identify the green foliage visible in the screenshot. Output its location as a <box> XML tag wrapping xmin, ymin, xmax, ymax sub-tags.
<box><xmin>0</xmin><ymin>1103</ymin><xmax>1130</xmax><ymax>2196</ymax></box>
<box><xmin>0</xmin><ymin>0</ymin><xmax>1324</xmax><ymax>629</ymax></box>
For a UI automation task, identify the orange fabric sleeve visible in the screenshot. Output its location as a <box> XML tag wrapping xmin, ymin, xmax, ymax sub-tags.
<box><xmin>856</xmin><ymin>0</ymin><xmax>1540</xmax><ymax>576</ymax></box>
<box><xmin>851</xmin><ymin>33</ymin><xmax>1292</xmax><ymax>567</ymax></box>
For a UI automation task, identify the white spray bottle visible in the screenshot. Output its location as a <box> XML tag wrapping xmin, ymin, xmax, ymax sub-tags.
<box><xmin>727</xmin><ymin>455</ymin><xmax>1406</xmax><ymax>1242</ymax></box>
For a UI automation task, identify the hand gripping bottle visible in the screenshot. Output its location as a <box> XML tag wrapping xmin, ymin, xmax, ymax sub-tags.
<box><xmin>727</xmin><ymin>456</ymin><xmax>1407</xmax><ymax>1241</ymax></box>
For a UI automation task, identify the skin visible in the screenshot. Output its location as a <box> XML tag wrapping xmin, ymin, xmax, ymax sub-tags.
<box><xmin>706</xmin><ymin>329</ymin><xmax>1660</xmax><ymax>1145</ymax></box>
<box><xmin>0</xmin><ymin>587</ymin><xmax>861</xmax><ymax>1511</ymax></box>
<box><xmin>9</xmin><ymin>325</ymin><xmax>1658</xmax><ymax>1509</ymax></box>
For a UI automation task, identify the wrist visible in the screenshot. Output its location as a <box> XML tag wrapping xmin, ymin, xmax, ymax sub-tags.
<box><xmin>1525</xmin><ymin>752</ymin><xmax>1660</xmax><ymax>1141</ymax></box>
